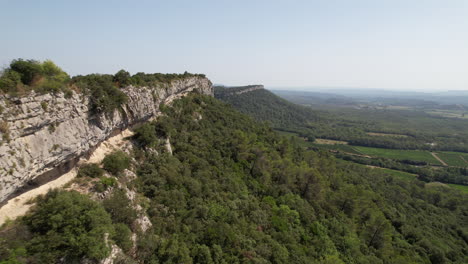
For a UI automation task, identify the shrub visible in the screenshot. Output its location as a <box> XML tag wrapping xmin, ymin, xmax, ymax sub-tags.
<box><xmin>23</xmin><ymin>190</ymin><xmax>114</xmax><ymax>262</ymax></box>
<box><xmin>94</xmin><ymin>177</ymin><xmax>117</xmax><ymax>193</ymax></box>
<box><xmin>71</xmin><ymin>74</ymin><xmax>127</xmax><ymax>114</ymax></box>
<box><xmin>103</xmin><ymin>151</ymin><xmax>131</xmax><ymax>175</ymax></box>
<box><xmin>0</xmin><ymin>59</ymin><xmax>70</xmax><ymax>95</ymax></box>
<box><xmin>40</xmin><ymin>101</ymin><xmax>48</xmax><ymax>111</ymax></box>
<box><xmin>0</xmin><ymin>70</ymin><xmax>22</xmax><ymax>94</ymax></box>
<box><xmin>77</xmin><ymin>163</ymin><xmax>104</xmax><ymax>178</ymax></box>
<box><xmin>134</xmin><ymin>123</ymin><xmax>158</xmax><ymax>147</ymax></box>
<box><xmin>9</xmin><ymin>59</ymin><xmax>43</xmax><ymax>85</ymax></box>
<box><xmin>113</xmin><ymin>70</ymin><xmax>131</xmax><ymax>87</ymax></box>
<box><xmin>103</xmin><ymin>189</ymin><xmax>137</xmax><ymax>226</ymax></box>
<box><xmin>113</xmin><ymin>223</ymin><xmax>133</xmax><ymax>253</ymax></box>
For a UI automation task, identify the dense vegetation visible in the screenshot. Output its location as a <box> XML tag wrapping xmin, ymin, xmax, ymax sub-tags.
<box><xmin>1</xmin><ymin>94</ymin><xmax>467</xmax><ymax>263</ymax></box>
<box><xmin>0</xmin><ymin>191</ymin><xmax>116</xmax><ymax>263</ymax></box>
<box><xmin>130</xmin><ymin>95</ymin><xmax>467</xmax><ymax>263</ymax></box>
<box><xmin>0</xmin><ymin>59</ymin><xmax>71</xmax><ymax>96</ymax></box>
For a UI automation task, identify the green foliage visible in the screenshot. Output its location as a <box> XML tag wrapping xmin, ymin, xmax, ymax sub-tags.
<box><xmin>132</xmin><ymin>95</ymin><xmax>468</xmax><ymax>263</ymax></box>
<box><xmin>113</xmin><ymin>223</ymin><xmax>133</xmax><ymax>253</ymax></box>
<box><xmin>0</xmin><ymin>59</ymin><xmax>70</xmax><ymax>95</ymax></box>
<box><xmin>129</xmin><ymin>71</ymin><xmax>205</xmax><ymax>87</ymax></box>
<box><xmin>134</xmin><ymin>123</ymin><xmax>159</xmax><ymax>148</ymax></box>
<box><xmin>71</xmin><ymin>74</ymin><xmax>127</xmax><ymax>114</ymax></box>
<box><xmin>94</xmin><ymin>177</ymin><xmax>117</xmax><ymax>192</ymax></box>
<box><xmin>102</xmin><ymin>151</ymin><xmax>131</xmax><ymax>175</ymax></box>
<box><xmin>22</xmin><ymin>190</ymin><xmax>114</xmax><ymax>262</ymax></box>
<box><xmin>103</xmin><ymin>189</ymin><xmax>137</xmax><ymax>226</ymax></box>
<box><xmin>113</xmin><ymin>70</ymin><xmax>131</xmax><ymax>88</ymax></box>
<box><xmin>77</xmin><ymin>163</ymin><xmax>104</xmax><ymax>178</ymax></box>
<box><xmin>0</xmin><ymin>70</ymin><xmax>22</xmax><ymax>94</ymax></box>
<box><xmin>2</xmin><ymin>93</ymin><xmax>467</xmax><ymax>263</ymax></box>
<box><xmin>9</xmin><ymin>59</ymin><xmax>43</xmax><ymax>85</ymax></box>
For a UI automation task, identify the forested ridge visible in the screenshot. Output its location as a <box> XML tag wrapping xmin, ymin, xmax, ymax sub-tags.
<box><xmin>1</xmin><ymin>94</ymin><xmax>466</xmax><ymax>263</ymax></box>
<box><xmin>215</xmin><ymin>86</ymin><xmax>468</xmax><ymax>153</ymax></box>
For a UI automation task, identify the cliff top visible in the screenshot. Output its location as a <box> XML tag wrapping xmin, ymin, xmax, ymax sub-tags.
<box><xmin>214</xmin><ymin>84</ymin><xmax>264</xmax><ymax>97</ymax></box>
<box><xmin>0</xmin><ymin>59</ymin><xmax>209</xmax><ymax>115</ymax></box>
<box><xmin>0</xmin><ymin>58</ymin><xmax>206</xmax><ymax>97</ymax></box>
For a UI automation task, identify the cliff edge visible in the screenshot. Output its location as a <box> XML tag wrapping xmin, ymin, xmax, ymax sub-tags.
<box><xmin>0</xmin><ymin>76</ymin><xmax>212</xmax><ymax>203</ymax></box>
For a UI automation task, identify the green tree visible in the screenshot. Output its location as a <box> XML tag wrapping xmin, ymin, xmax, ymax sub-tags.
<box><xmin>103</xmin><ymin>151</ymin><xmax>131</xmax><ymax>175</ymax></box>
<box><xmin>9</xmin><ymin>59</ymin><xmax>42</xmax><ymax>85</ymax></box>
<box><xmin>23</xmin><ymin>190</ymin><xmax>114</xmax><ymax>262</ymax></box>
<box><xmin>113</xmin><ymin>70</ymin><xmax>131</xmax><ymax>87</ymax></box>
<box><xmin>103</xmin><ymin>189</ymin><xmax>138</xmax><ymax>226</ymax></box>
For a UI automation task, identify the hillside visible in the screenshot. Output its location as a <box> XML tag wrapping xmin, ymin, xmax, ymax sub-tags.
<box><xmin>214</xmin><ymin>85</ymin><xmax>323</xmax><ymax>134</ymax></box>
<box><xmin>215</xmin><ymin>86</ymin><xmax>468</xmax><ymax>189</ymax></box>
<box><xmin>0</xmin><ymin>86</ymin><xmax>467</xmax><ymax>263</ymax></box>
<box><xmin>0</xmin><ymin>64</ymin><xmax>467</xmax><ymax>263</ymax></box>
<box><xmin>215</xmin><ymin>86</ymin><xmax>468</xmax><ymax>152</ymax></box>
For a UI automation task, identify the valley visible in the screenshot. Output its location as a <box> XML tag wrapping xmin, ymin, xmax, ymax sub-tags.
<box><xmin>216</xmin><ymin>85</ymin><xmax>468</xmax><ymax>194</ymax></box>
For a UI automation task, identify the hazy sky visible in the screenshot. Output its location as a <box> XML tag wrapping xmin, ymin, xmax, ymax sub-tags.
<box><xmin>1</xmin><ymin>0</ymin><xmax>467</xmax><ymax>91</ymax></box>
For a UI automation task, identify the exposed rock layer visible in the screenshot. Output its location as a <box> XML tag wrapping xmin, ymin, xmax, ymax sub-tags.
<box><xmin>0</xmin><ymin>77</ymin><xmax>212</xmax><ymax>203</ymax></box>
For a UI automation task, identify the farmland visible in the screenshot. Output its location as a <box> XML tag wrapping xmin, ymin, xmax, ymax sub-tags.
<box><xmin>448</xmin><ymin>183</ymin><xmax>468</xmax><ymax>194</ymax></box>
<box><xmin>353</xmin><ymin>146</ymin><xmax>443</xmax><ymax>165</ymax></box>
<box><xmin>281</xmin><ymin>129</ymin><xmax>468</xmax><ymax>167</ymax></box>
<box><xmin>434</xmin><ymin>152</ymin><xmax>468</xmax><ymax>167</ymax></box>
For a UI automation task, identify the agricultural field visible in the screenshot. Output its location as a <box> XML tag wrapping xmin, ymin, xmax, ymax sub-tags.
<box><xmin>435</xmin><ymin>152</ymin><xmax>468</xmax><ymax>167</ymax></box>
<box><xmin>314</xmin><ymin>143</ymin><xmax>362</xmax><ymax>155</ymax></box>
<box><xmin>448</xmin><ymin>183</ymin><xmax>468</xmax><ymax>194</ymax></box>
<box><xmin>353</xmin><ymin>146</ymin><xmax>443</xmax><ymax>165</ymax></box>
<box><xmin>427</xmin><ymin>110</ymin><xmax>468</xmax><ymax>119</ymax></box>
<box><xmin>277</xmin><ymin>130</ymin><xmax>468</xmax><ymax>168</ymax></box>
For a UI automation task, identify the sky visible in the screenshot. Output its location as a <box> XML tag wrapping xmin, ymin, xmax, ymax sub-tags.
<box><xmin>1</xmin><ymin>0</ymin><xmax>467</xmax><ymax>91</ymax></box>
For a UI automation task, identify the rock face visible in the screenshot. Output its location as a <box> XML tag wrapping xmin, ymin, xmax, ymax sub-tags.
<box><xmin>213</xmin><ymin>85</ymin><xmax>264</xmax><ymax>99</ymax></box>
<box><xmin>0</xmin><ymin>77</ymin><xmax>212</xmax><ymax>203</ymax></box>
<box><xmin>232</xmin><ymin>85</ymin><xmax>264</xmax><ymax>95</ymax></box>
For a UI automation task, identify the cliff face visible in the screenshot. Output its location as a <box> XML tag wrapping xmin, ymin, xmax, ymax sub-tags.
<box><xmin>0</xmin><ymin>77</ymin><xmax>212</xmax><ymax>203</ymax></box>
<box><xmin>232</xmin><ymin>85</ymin><xmax>264</xmax><ymax>95</ymax></box>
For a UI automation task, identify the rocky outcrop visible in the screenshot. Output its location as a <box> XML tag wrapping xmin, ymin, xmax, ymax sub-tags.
<box><xmin>0</xmin><ymin>77</ymin><xmax>212</xmax><ymax>203</ymax></box>
<box><xmin>213</xmin><ymin>85</ymin><xmax>264</xmax><ymax>99</ymax></box>
<box><xmin>232</xmin><ymin>85</ymin><xmax>264</xmax><ymax>95</ymax></box>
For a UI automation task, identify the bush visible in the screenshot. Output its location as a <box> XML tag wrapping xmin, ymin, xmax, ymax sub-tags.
<box><xmin>71</xmin><ymin>74</ymin><xmax>127</xmax><ymax>114</ymax></box>
<box><xmin>77</xmin><ymin>163</ymin><xmax>104</xmax><ymax>178</ymax></box>
<box><xmin>9</xmin><ymin>59</ymin><xmax>43</xmax><ymax>85</ymax></box>
<box><xmin>23</xmin><ymin>190</ymin><xmax>114</xmax><ymax>262</ymax></box>
<box><xmin>0</xmin><ymin>59</ymin><xmax>70</xmax><ymax>95</ymax></box>
<box><xmin>103</xmin><ymin>189</ymin><xmax>137</xmax><ymax>226</ymax></box>
<box><xmin>103</xmin><ymin>151</ymin><xmax>131</xmax><ymax>175</ymax></box>
<box><xmin>113</xmin><ymin>70</ymin><xmax>131</xmax><ymax>87</ymax></box>
<box><xmin>94</xmin><ymin>177</ymin><xmax>117</xmax><ymax>192</ymax></box>
<box><xmin>134</xmin><ymin>123</ymin><xmax>158</xmax><ymax>147</ymax></box>
<box><xmin>113</xmin><ymin>223</ymin><xmax>133</xmax><ymax>253</ymax></box>
<box><xmin>0</xmin><ymin>70</ymin><xmax>22</xmax><ymax>94</ymax></box>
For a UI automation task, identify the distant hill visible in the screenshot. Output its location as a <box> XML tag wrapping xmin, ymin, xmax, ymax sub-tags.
<box><xmin>214</xmin><ymin>85</ymin><xmax>323</xmax><ymax>133</ymax></box>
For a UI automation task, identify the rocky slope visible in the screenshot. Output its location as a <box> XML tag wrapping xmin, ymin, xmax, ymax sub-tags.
<box><xmin>214</xmin><ymin>84</ymin><xmax>264</xmax><ymax>96</ymax></box>
<box><xmin>0</xmin><ymin>76</ymin><xmax>212</xmax><ymax>203</ymax></box>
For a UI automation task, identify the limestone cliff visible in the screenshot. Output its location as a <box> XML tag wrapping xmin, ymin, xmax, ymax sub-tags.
<box><xmin>0</xmin><ymin>76</ymin><xmax>212</xmax><ymax>203</ymax></box>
